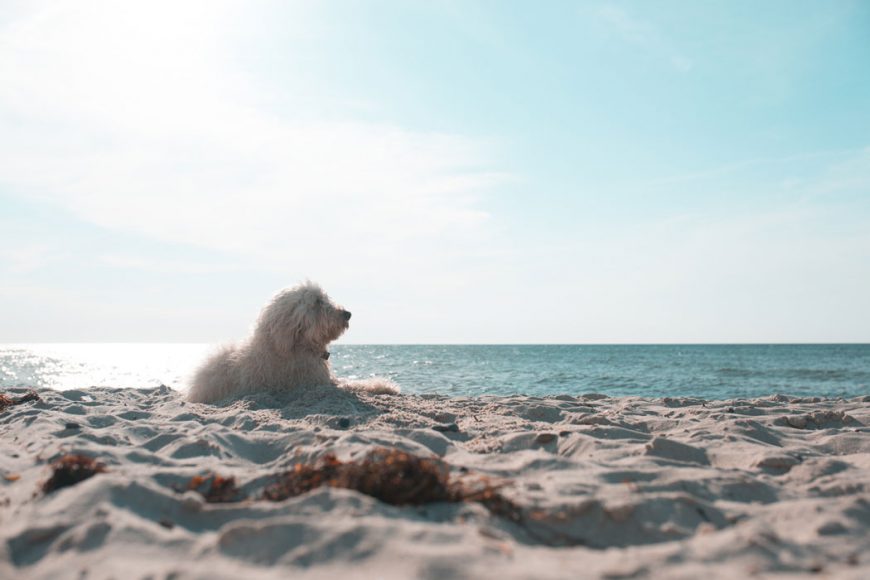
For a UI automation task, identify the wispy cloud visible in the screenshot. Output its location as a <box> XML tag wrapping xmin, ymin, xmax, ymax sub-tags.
<box><xmin>647</xmin><ymin>147</ymin><xmax>870</xmax><ymax>189</ymax></box>
<box><xmin>500</xmin><ymin>198</ymin><xmax>870</xmax><ymax>343</ymax></box>
<box><xmin>0</xmin><ymin>244</ymin><xmax>53</xmax><ymax>273</ymax></box>
<box><xmin>98</xmin><ymin>254</ymin><xmax>246</xmax><ymax>274</ymax></box>
<box><xmin>594</xmin><ymin>3</ymin><xmax>694</xmax><ymax>72</ymax></box>
<box><xmin>0</xmin><ymin>1</ymin><xmax>506</xmax><ymax>280</ymax></box>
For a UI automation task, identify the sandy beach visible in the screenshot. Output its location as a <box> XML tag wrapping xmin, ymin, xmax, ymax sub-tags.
<box><xmin>1</xmin><ymin>386</ymin><xmax>868</xmax><ymax>579</ymax></box>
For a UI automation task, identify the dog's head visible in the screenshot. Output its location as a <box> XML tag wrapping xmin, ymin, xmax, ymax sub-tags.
<box><xmin>256</xmin><ymin>281</ymin><xmax>351</xmax><ymax>354</ymax></box>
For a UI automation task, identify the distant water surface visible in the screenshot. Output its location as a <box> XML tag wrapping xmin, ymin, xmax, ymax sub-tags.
<box><xmin>1</xmin><ymin>343</ymin><xmax>868</xmax><ymax>399</ymax></box>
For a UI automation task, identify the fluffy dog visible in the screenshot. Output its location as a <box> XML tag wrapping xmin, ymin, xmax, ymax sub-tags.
<box><xmin>187</xmin><ymin>281</ymin><xmax>399</xmax><ymax>403</ymax></box>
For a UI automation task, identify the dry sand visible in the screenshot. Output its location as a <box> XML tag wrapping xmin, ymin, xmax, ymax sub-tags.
<box><xmin>1</xmin><ymin>385</ymin><xmax>868</xmax><ymax>579</ymax></box>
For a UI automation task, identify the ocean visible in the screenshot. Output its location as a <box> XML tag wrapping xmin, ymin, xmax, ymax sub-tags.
<box><xmin>0</xmin><ymin>343</ymin><xmax>870</xmax><ymax>399</ymax></box>
<box><xmin>2</xmin><ymin>343</ymin><xmax>868</xmax><ymax>400</ymax></box>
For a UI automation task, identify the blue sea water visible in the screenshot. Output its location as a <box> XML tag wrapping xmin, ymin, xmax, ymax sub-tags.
<box><xmin>1</xmin><ymin>343</ymin><xmax>868</xmax><ymax>400</ymax></box>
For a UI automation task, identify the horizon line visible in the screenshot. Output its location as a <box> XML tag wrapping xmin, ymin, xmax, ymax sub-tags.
<box><xmin>3</xmin><ymin>342</ymin><xmax>869</xmax><ymax>347</ymax></box>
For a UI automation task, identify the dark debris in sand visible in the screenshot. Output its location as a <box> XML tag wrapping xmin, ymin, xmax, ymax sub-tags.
<box><xmin>42</xmin><ymin>454</ymin><xmax>106</xmax><ymax>494</ymax></box>
<box><xmin>262</xmin><ymin>447</ymin><xmax>522</xmax><ymax>522</ymax></box>
<box><xmin>187</xmin><ymin>473</ymin><xmax>244</xmax><ymax>503</ymax></box>
<box><xmin>0</xmin><ymin>390</ymin><xmax>42</xmax><ymax>413</ymax></box>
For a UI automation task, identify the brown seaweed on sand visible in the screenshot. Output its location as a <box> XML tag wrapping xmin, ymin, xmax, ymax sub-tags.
<box><xmin>0</xmin><ymin>390</ymin><xmax>41</xmax><ymax>413</ymax></box>
<box><xmin>262</xmin><ymin>447</ymin><xmax>521</xmax><ymax>521</ymax></box>
<box><xmin>42</xmin><ymin>454</ymin><xmax>106</xmax><ymax>494</ymax></box>
<box><xmin>187</xmin><ymin>473</ymin><xmax>244</xmax><ymax>503</ymax></box>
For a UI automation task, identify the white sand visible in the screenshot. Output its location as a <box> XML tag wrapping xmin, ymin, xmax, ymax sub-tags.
<box><xmin>1</xmin><ymin>386</ymin><xmax>868</xmax><ymax>579</ymax></box>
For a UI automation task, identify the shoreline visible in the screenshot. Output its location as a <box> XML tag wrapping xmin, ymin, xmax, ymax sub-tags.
<box><xmin>1</xmin><ymin>386</ymin><xmax>868</xmax><ymax>578</ymax></box>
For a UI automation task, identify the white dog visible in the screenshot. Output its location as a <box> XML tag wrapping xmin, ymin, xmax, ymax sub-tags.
<box><xmin>187</xmin><ymin>281</ymin><xmax>399</xmax><ymax>403</ymax></box>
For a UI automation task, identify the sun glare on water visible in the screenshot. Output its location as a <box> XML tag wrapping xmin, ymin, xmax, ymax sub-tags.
<box><xmin>0</xmin><ymin>344</ymin><xmax>211</xmax><ymax>391</ymax></box>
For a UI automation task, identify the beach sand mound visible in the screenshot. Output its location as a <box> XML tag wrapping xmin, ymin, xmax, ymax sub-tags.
<box><xmin>1</xmin><ymin>386</ymin><xmax>868</xmax><ymax>578</ymax></box>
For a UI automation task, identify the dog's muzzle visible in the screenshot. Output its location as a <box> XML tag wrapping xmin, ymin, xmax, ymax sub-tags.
<box><xmin>341</xmin><ymin>310</ymin><xmax>351</xmax><ymax>321</ymax></box>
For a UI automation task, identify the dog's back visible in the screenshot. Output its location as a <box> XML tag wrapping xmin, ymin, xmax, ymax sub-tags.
<box><xmin>187</xmin><ymin>345</ymin><xmax>240</xmax><ymax>403</ymax></box>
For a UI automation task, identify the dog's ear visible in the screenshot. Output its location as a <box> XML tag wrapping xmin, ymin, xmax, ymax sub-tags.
<box><xmin>257</xmin><ymin>292</ymin><xmax>305</xmax><ymax>354</ymax></box>
<box><xmin>267</xmin><ymin>317</ymin><xmax>301</xmax><ymax>353</ymax></box>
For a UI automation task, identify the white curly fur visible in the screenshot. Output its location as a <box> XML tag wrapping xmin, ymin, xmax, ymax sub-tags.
<box><xmin>187</xmin><ymin>281</ymin><xmax>399</xmax><ymax>404</ymax></box>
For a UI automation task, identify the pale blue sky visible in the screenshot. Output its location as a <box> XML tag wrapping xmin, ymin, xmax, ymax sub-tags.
<box><xmin>1</xmin><ymin>0</ymin><xmax>868</xmax><ymax>343</ymax></box>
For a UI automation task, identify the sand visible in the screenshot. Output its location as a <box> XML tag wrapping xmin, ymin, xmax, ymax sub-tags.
<box><xmin>1</xmin><ymin>385</ymin><xmax>868</xmax><ymax>579</ymax></box>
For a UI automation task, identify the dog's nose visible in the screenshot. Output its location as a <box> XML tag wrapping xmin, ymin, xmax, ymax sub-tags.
<box><xmin>342</xmin><ymin>310</ymin><xmax>352</xmax><ymax>321</ymax></box>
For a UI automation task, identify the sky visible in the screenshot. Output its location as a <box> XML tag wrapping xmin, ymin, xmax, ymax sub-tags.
<box><xmin>1</xmin><ymin>0</ymin><xmax>869</xmax><ymax>344</ymax></box>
